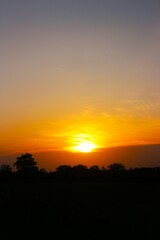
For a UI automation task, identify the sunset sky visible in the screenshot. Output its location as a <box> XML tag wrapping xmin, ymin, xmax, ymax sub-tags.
<box><xmin>1</xmin><ymin>1</ymin><xmax>160</xmax><ymax>167</ymax></box>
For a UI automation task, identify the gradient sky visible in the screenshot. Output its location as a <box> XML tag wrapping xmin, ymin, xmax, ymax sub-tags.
<box><xmin>1</xmin><ymin>0</ymin><xmax>160</xmax><ymax>157</ymax></box>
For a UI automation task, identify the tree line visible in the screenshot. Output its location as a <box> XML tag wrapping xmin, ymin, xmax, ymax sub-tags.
<box><xmin>1</xmin><ymin>152</ymin><xmax>160</xmax><ymax>182</ymax></box>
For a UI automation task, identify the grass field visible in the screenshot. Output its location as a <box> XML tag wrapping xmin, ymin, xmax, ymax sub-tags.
<box><xmin>0</xmin><ymin>182</ymin><xmax>160</xmax><ymax>239</ymax></box>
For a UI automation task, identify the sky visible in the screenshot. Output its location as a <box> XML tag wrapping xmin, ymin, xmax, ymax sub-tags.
<box><xmin>0</xmin><ymin>0</ymin><xmax>160</xmax><ymax>166</ymax></box>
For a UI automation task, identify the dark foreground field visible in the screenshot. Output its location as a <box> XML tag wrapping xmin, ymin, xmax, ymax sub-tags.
<box><xmin>0</xmin><ymin>182</ymin><xmax>160</xmax><ymax>240</ymax></box>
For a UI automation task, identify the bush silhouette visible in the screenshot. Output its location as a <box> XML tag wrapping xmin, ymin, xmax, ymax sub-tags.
<box><xmin>0</xmin><ymin>164</ymin><xmax>12</xmax><ymax>173</ymax></box>
<box><xmin>108</xmin><ymin>163</ymin><xmax>126</xmax><ymax>172</ymax></box>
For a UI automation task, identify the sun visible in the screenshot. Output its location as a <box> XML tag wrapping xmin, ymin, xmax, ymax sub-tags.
<box><xmin>74</xmin><ymin>142</ymin><xmax>96</xmax><ymax>153</ymax></box>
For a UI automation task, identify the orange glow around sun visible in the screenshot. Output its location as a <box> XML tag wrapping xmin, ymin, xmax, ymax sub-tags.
<box><xmin>66</xmin><ymin>132</ymin><xmax>99</xmax><ymax>153</ymax></box>
<box><xmin>73</xmin><ymin>142</ymin><xmax>96</xmax><ymax>153</ymax></box>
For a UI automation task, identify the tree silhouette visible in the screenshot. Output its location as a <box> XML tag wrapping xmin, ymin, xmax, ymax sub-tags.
<box><xmin>89</xmin><ymin>165</ymin><xmax>100</xmax><ymax>172</ymax></box>
<box><xmin>56</xmin><ymin>165</ymin><xmax>72</xmax><ymax>172</ymax></box>
<box><xmin>72</xmin><ymin>164</ymin><xmax>88</xmax><ymax>171</ymax></box>
<box><xmin>108</xmin><ymin>163</ymin><xmax>126</xmax><ymax>172</ymax></box>
<box><xmin>0</xmin><ymin>164</ymin><xmax>12</xmax><ymax>173</ymax></box>
<box><xmin>13</xmin><ymin>153</ymin><xmax>38</xmax><ymax>172</ymax></box>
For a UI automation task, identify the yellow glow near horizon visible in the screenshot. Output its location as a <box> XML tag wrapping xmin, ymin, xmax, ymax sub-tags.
<box><xmin>73</xmin><ymin>142</ymin><xmax>96</xmax><ymax>153</ymax></box>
